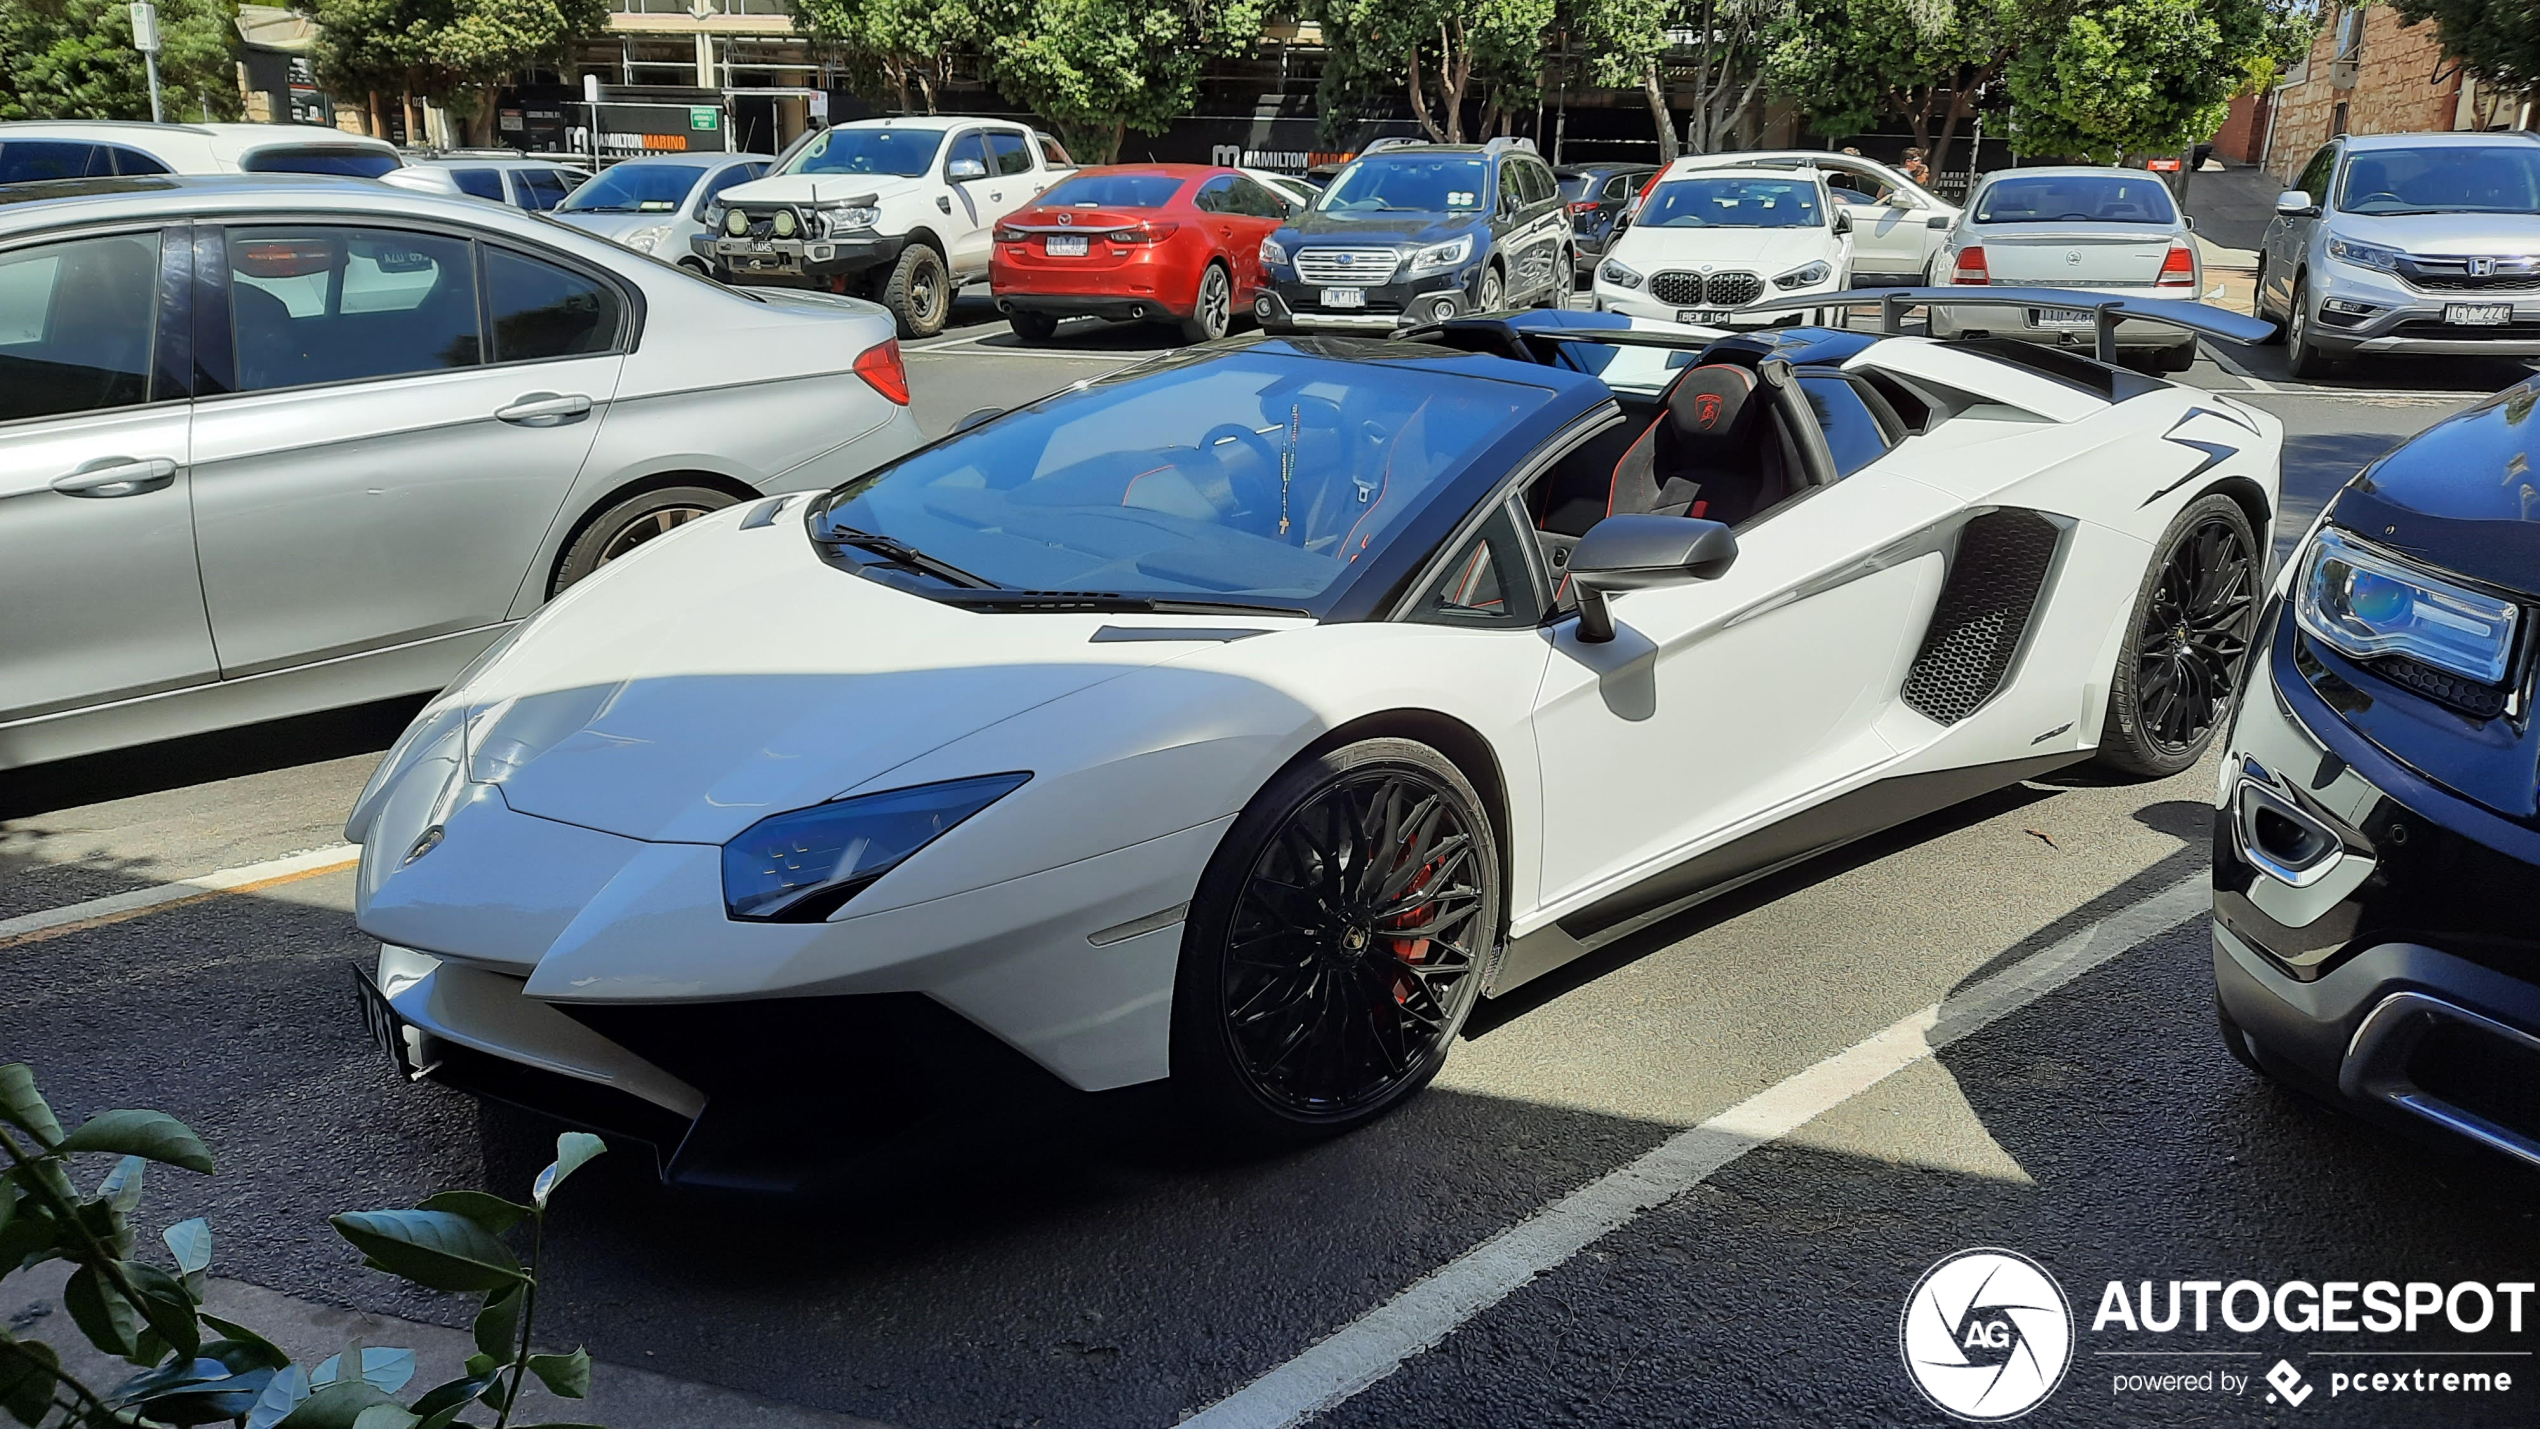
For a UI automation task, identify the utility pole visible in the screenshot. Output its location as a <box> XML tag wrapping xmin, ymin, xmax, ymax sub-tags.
<box><xmin>130</xmin><ymin>2</ymin><xmax>164</xmax><ymax>124</ymax></box>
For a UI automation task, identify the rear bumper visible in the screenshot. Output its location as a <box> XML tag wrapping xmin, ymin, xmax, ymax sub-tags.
<box><xmin>1931</xmin><ymin>294</ymin><xmax>2199</xmax><ymax>349</ymax></box>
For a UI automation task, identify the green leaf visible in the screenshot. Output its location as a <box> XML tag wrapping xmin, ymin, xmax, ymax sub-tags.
<box><xmin>0</xmin><ymin>1197</ymin><xmax>56</xmax><ymax>1273</ymax></box>
<box><xmin>313</xmin><ymin>1348</ymin><xmax>415</xmax><ymax>1396</ymax></box>
<box><xmin>96</xmin><ymin>1155</ymin><xmax>146</xmax><ymax>1213</ymax></box>
<box><xmin>275</xmin><ymin>1378</ymin><xmax>403</xmax><ymax>1429</ymax></box>
<box><xmin>349</xmin><ymin>1405</ymin><xmax>420</xmax><ymax>1429</ymax></box>
<box><xmin>73</xmin><ymin>1195</ymin><xmax>135</xmax><ymax>1259</ymax></box>
<box><xmin>472</xmin><ymin>1284</ymin><xmax>522</xmax><ymax>1360</ymax></box>
<box><xmin>461</xmin><ymin>1352</ymin><xmax>500</xmax><ymax>1380</ymax></box>
<box><xmin>61</xmin><ymin>1110</ymin><xmax>214</xmax><ymax>1175</ymax></box>
<box><xmin>126</xmin><ymin>1362</ymin><xmax>277</xmax><ymax>1427</ymax></box>
<box><xmin>0</xmin><ymin>1065</ymin><xmax>62</xmax><ymax>1146</ymax></box>
<box><xmin>409</xmin><ymin>1370</ymin><xmax>500</xmax><ymax>1419</ymax></box>
<box><xmin>201</xmin><ymin>1314</ymin><xmax>292</xmax><ymax>1373</ymax></box>
<box><xmin>524</xmin><ymin>1348</ymin><xmax>590</xmax><ymax>1400</ymax></box>
<box><xmin>128</xmin><ymin>1261</ymin><xmax>203</xmax><ymax>1360</ymax></box>
<box><xmin>418</xmin><ymin>1190</ymin><xmax>529</xmax><ymax>1237</ymax></box>
<box><xmin>0</xmin><ymin>1335</ymin><xmax>59</xmax><ymax>1427</ymax></box>
<box><xmin>62</xmin><ymin>1263</ymin><xmax>141</xmax><ymax>1359</ymax></box>
<box><xmin>530</xmin><ymin>1133</ymin><xmax>605</xmax><ymax>1209</ymax></box>
<box><xmin>163</xmin><ymin>1216</ymin><xmax>213</xmax><ymax>1275</ymax></box>
<box><xmin>244</xmin><ymin>1364</ymin><xmax>310</xmax><ymax>1429</ymax></box>
<box><xmin>330</xmin><ymin>1211</ymin><xmax>524</xmax><ymax>1294</ymax></box>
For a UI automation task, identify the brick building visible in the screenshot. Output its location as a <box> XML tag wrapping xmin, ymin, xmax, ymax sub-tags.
<box><xmin>2260</xmin><ymin>2</ymin><xmax>2529</xmax><ymax>182</ymax></box>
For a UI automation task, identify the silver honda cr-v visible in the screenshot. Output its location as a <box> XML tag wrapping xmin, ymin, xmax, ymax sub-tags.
<box><xmin>2256</xmin><ymin>130</ymin><xmax>2540</xmax><ymax>377</ymax></box>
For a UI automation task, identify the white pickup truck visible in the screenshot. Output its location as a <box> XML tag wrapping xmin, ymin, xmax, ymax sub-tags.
<box><xmin>694</xmin><ymin>116</ymin><xmax>1074</xmax><ymax>338</ymax></box>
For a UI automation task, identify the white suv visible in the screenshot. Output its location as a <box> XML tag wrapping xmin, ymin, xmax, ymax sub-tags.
<box><xmin>695</xmin><ymin>116</ymin><xmax>1074</xmax><ymax>337</ymax></box>
<box><xmin>0</xmin><ymin>120</ymin><xmax>402</xmax><ymax>182</ymax></box>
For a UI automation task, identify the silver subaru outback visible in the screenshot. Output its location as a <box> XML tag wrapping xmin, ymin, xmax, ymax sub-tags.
<box><xmin>2257</xmin><ymin>130</ymin><xmax>2540</xmax><ymax>377</ymax></box>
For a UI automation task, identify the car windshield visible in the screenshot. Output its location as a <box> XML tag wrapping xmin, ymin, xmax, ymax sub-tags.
<box><xmin>2336</xmin><ymin>145</ymin><xmax>2540</xmax><ymax>215</ymax></box>
<box><xmin>785</xmin><ymin>127</ymin><xmax>944</xmax><ymax>178</ymax></box>
<box><xmin>1038</xmin><ymin>172</ymin><xmax>1186</xmax><ymax>208</ymax></box>
<box><xmin>243</xmin><ymin>148</ymin><xmax>401</xmax><ymax>178</ymax></box>
<box><xmin>1639</xmin><ymin>177</ymin><xmax>1824</xmax><ymax>228</ymax></box>
<box><xmin>559</xmin><ymin>163</ymin><xmax>702</xmax><ymax>212</ymax></box>
<box><xmin>1317</xmin><ymin>156</ymin><xmax>1491</xmax><ymax>213</ymax></box>
<box><xmin>811</xmin><ymin>350</ymin><xmax>1541</xmax><ymax>614</ymax></box>
<box><xmin>1974</xmin><ymin>175</ymin><xmax>2178</xmax><ymax>224</ymax></box>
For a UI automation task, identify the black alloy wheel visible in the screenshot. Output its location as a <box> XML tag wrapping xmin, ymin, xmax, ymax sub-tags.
<box><xmin>1174</xmin><ymin>739</ymin><xmax>1498</xmax><ymax>1139</ymax></box>
<box><xmin>1180</xmin><ymin>263</ymin><xmax>1233</xmax><ymax>343</ymax></box>
<box><xmin>2095</xmin><ymin>493</ymin><xmax>2259</xmax><ymax>777</ymax></box>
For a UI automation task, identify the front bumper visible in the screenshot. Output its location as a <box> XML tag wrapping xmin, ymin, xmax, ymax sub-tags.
<box><xmin>1258</xmin><ymin>264</ymin><xmax>1473</xmax><ymax>330</ymax></box>
<box><xmin>1593</xmin><ymin>280</ymin><xmax>1840</xmax><ymax>328</ymax></box>
<box><xmin>690</xmin><ymin>230</ymin><xmax>904</xmax><ymax>285</ymax></box>
<box><xmin>2302</xmin><ymin>262</ymin><xmax>2540</xmax><ymax>355</ymax></box>
<box><xmin>2213</xmin><ymin>603</ymin><xmax>2540</xmax><ymax>1165</ymax></box>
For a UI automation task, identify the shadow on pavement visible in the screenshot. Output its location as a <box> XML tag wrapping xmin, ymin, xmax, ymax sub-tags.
<box><xmin>0</xmin><ymin>696</ymin><xmax>419</xmax><ymax>823</ymax></box>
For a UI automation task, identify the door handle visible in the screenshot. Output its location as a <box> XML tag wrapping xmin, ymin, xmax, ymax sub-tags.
<box><xmin>989</xmin><ymin>191</ymin><xmax>1003</xmax><ymax>202</ymax></box>
<box><xmin>495</xmin><ymin>393</ymin><xmax>592</xmax><ymax>426</ymax></box>
<box><xmin>52</xmin><ymin>457</ymin><xmax>177</xmax><ymax>498</ymax></box>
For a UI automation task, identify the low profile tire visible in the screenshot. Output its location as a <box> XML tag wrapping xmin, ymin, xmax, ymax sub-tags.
<box><xmin>551</xmin><ymin>484</ymin><xmax>739</xmax><ymax>594</ymax></box>
<box><xmin>879</xmin><ymin>243</ymin><xmax>950</xmax><ymax>340</ymax></box>
<box><xmin>1179</xmin><ymin>262</ymin><xmax>1233</xmax><ymax>344</ymax></box>
<box><xmin>2094</xmin><ymin>493</ymin><xmax>2260</xmax><ymax>779</ymax></box>
<box><xmin>1171</xmin><ymin>738</ymin><xmax>1500</xmax><ymax>1144</ymax></box>
<box><xmin>1006</xmin><ymin>308</ymin><xmax>1060</xmax><ymax>343</ymax></box>
<box><xmin>2283</xmin><ymin>275</ymin><xmax>2332</xmax><ymax>379</ymax></box>
<box><xmin>1476</xmin><ymin>264</ymin><xmax>1505</xmax><ymax>314</ymax></box>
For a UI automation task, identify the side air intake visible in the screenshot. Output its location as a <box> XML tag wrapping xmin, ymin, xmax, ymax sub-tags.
<box><xmin>1902</xmin><ymin>509</ymin><xmax>2062</xmax><ymax>724</ymax></box>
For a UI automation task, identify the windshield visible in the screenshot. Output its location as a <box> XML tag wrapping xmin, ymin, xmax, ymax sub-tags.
<box><xmin>784</xmin><ymin>126</ymin><xmax>944</xmax><ymax>178</ymax></box>
<box><xmin>560</xmin><ymin>163</ymin><xmax>703</xmax><ymax>212</ymax></box>
<box><xmin>1317</xmin><ymin>156</ymin><xmax>1491</xmax><ymax>214</ymax></box>
<box><xmin>811</xmin><ymin>350</ymin><xmax>1540</xmax><ymax>613</ymax></box>
<box><xmin>1639</xmin><ymin>177</ymin><xmax>1824</xmax><ymax>228</ymax></box>
<box><xmin>1037</xmin><ymin>172</ymin><xmax>1186</xmax><ymax>209</ymax></box>
<box><xmin>243</xmin><ymin>148</ymin><xmax>401</xmax><ymax>178</ymax></box>
<box><xmin>2337</xmin><ymin>146</ymin><xmax>2540</xmax><ymax>216</ymax></box>
<box><xmin>1974</xmin><ymin>174</ymin><xmax>2178</xmax><ymax>224</ymax></box>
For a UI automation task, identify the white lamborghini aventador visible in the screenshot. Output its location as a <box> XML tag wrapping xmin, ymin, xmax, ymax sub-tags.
<box><xmin>348</xmin><ymin>291</ymin><xmax>2283</xmax><ymax>1184</ymax></box>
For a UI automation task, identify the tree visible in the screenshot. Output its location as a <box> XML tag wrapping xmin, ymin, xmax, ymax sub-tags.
<box><xmin>299</xmin><ymin>0</ymin><xmax>607</xmax><ymax>142</ymax></box>
<box><xmin>2002</xmin><ymin>0</ymin><xmax>2313</xmax><ymax>161</ymax></box>
<box><xmin>788</xmin><ymin>0</ymin><xmax>979</xmax><ymax>114</ymax></box>
<box><xmin>1767</xmin><ymin>0</ymin><xmax>2008</xmax><ymax>175</ymax></box>
<box><xmin>1566</xmin><ymin>0</ymin><xmax>1681</xmax><ymax>162</ymax></box>
<box><xmin>979</xmin><ymin>0</ymin><xmax>1269</xmax><ymax>163</ymax></box>
<box><xmin>1309</xmin><ymin>0</ymin><xmax>1555</xmax><ymax>144</ymax></box>
<box><xmin>2390</xmin><ymin>0</ymin><xmax>2540</xmax><ymax>105</ymax></box>
<box><xmin>0</xmin><ymin>0</ymin><xmax>242</xmax><ymax>122</ymax></box>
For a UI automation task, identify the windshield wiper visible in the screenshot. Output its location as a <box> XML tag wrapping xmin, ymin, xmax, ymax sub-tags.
<box><xmin>817</xmin><ymin>527</ymin><xmax>998</xmax><ymax>589</ymax></box>
<box><xmin>939</xmin><ymin>591</ymin><xmax>1313</xmax><ymax>617</ymax></box>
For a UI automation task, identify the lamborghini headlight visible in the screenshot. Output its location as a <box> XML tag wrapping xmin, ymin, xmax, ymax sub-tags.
<box><xmin>2325</xmin><ymin>234</ymin><xmax>2403</xmax><ymax>273</ymax></box>
<box><xmin>2297</xmin><ymin>528</ymin><xmax>2519</xmax><ymax>685</ymax></box>
<box><xmin>1407</xmin><ymin>233</ymin><xmax>1473</xmax><ymax>275</ymax></box>
<box><xmin>1774</xmin><ymin>260</ymin><xmax>1832</xmax><ymax>290</ymax></box>
<box><xmin>1598</xmin><ymin>258</ymin><xmax>1643</xmax><ymax>289</ymax></box>
<box><xmin>721</xmin><ymin>773</ymin><xmax>1031</xmax><ymax>921</ymax></box>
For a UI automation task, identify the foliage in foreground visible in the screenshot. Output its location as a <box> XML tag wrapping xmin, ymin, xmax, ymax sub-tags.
<box><xmin>0</xmin><ymin>1062</ymin><xmax>606</xmax><ymax>1429</ymax></box>
<box><xmin>0</xmin><ymin>0</ymin><xmax>243</xmax><ymax>123</ymax></box>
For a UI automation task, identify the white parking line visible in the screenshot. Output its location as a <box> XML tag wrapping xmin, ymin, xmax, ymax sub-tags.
<box><xmin>0</xmin><ymin>844</ymin><xmax>359</xmax><ymax>950</ymax></box>
<box><xmin>1178</xmin><ymin>873</ymin><xmax>2210</xmax><ymax>1429</ymax></box>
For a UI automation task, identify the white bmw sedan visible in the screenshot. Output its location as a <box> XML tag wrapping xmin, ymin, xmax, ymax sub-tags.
<box><xmin>1592</xmin><ymin>169</ymin><xmax>1852</xmax><ymax>326</ymax></box>
<box><xmin>0</xmin><ymin>175</ymin><xmax>925</xmax><ymax>770</ymax></box>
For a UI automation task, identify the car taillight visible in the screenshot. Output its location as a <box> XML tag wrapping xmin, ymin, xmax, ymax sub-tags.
<box><xmin>1952</xmin><ymin>245</ymin><xmax>1989</xmax><ymax>284</ymax></box>
<box><xmin>1570</xmin><ymin>200</ymin><xmax>1600</xmax><ymax>213</ymax></box>
<box><xmin>853</xmin><ymin>338</ymin><xmax>909</xmax><ymax>405</ymax></box>
<box><xmin>2158</xmin><ymin>240</ymin><xmax>2196</xmax><ymax>287</ymax></box>
<box><xmin>1108</xmin><ymin>223</ymin><xmax>1179</xmax><ymax>244</ymax></box>
<box><xmin>993</xmin><ymin>224</ymin><xmax>1026</xmax><ymax>243</ymax></box>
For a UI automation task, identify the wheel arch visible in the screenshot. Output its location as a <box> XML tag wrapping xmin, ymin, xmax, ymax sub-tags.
<box><xmin>1294</xmin><ymin>708</ymin><xmax>1514</xmax><ymax>918</ymax></box>
<box><xmin>546</xmin><ymin>468</ymin><xmax>759</xmax><ymax>596</ymax></box>
<box><xmin>899</xmin><ymin>226</ymin><xmax>947</xmax><ymax>259</ymax></box>
<box><xmin>2197</xmin><ymin>475</ymin><xmax>2275</xmax><ymax>556</ymax></box>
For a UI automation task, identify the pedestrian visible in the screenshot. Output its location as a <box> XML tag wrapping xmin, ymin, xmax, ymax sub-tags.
<box><xmin>1902</xmin><ymin>147</ymin><xmax>1930</xmax><ymax>185</ymax></box>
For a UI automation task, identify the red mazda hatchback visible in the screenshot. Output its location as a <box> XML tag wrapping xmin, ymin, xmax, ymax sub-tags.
<box><xmin>990</xmin><ymin>164</ymin><xmax>1300</xmax><ymax>344</ymax></box>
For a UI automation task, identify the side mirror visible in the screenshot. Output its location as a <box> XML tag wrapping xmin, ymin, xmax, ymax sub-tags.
<box><xmin>1568</xmin><ymin>514</ymin><xmax>1739</xmax><ymax>644</ymax></box>
<box><xmin>1832</xmin><ymin>209</ymin><xmax>1854</xmax><ymax>234</ymax></box>
<box><xmin>949</xmin><ymin>158</ymin><xmax>987</xmax><ymax>181</ymax></box>
<box><xmin>2275</xmin><ymin>189</ymin><xmax>2318</xmax><ymax>217</ymax></box>
<box><xmin>1926</xmin><ymin>213</ymin><xmax>1953</xmax><ymax>230</ymax></box>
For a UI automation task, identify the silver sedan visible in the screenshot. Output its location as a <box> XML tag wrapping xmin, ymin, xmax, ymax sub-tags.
<box><xmin>549</xmin><ymin>152</ymin><xmax>773</xmax><ymax>273</ymax></box>
<box><xmin>1929</xmin><ymin>165</ymin><xmax>2206</xmax><ymax>371</ymax></box>
<box><xmin>0</xmin><ymin>174</ymin><xmax>926</xmax><ymax>770</ymax></box>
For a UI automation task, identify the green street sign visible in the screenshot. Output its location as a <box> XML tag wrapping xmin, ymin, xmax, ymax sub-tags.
<box><xmin>690</xmin><ymin>106</ymin><xmax>719</xmax><ymax>131</ymax></box>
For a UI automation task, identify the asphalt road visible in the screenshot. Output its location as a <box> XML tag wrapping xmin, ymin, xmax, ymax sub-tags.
<box><xmin>3</xmin><ymin>302</ymin><xmax>2534</xmax><ymax>1429</ymax></box>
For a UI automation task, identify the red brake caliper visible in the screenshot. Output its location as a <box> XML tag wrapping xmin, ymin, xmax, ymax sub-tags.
<box><xmin>1380</xmin><ymin>854</ymin><xmax>1442</xmax><ymax>1006</ymax></box>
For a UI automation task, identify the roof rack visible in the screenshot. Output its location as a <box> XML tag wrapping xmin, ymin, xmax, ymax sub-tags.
<box><xmin>1481</xmin><ymin>136</ymin><xmax>1539</xmax><ymax>155</ymax></box>
<box><xmin>1358</xmin><ymin>136</ymin><xmax>1426</xmax><ymax>156</ymax></box>
<box><xmin>1737</xmin><ymin>286</ymin><xmax>2277</xmax><ymax>362</ymax></box>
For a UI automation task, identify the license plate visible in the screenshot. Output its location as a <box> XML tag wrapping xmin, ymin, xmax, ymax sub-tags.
<box><xmin>352</xmin><ymin>967</ymin><xmax>416</xmax><ymax>1079</ymax></box>
<box><xmin>2445</xmin><ymin>302</ymin><xmax>2512</xmax><ymax>326</ymax></box>
<box><xmin>1676</xmin><ymin>309</ymin><xmax>1731</xmax><ymax>324</ymax></box>
<box><xmin>1322</xmin><ymin>287</ymin><xmax>1367</xmax><ymax>308</ymax></box>
<box><xmin>748</xmin><ymin>238</ymin><xmax>772</xmax><ymax>253</ymax></box>
<box><xmin>1045</xmin><ymin>235</ymin><xmax>1088</xmax><ymax>257</ymax></box>
<box><xmin>2033</xmin><ymin>307</ymin><xmax>2096</xmax><ymax>329</ymax></box>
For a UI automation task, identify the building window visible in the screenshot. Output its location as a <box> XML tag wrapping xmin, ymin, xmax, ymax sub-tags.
<box><xmin>2331</xmin><ymin>102</ymin><xmax>2349</xmax><ymax>136</ymax></box>
<box><xmin>2335</xmin><ymin>6</ymin><xmax>2366</xmax><ymax>61</ymax></box>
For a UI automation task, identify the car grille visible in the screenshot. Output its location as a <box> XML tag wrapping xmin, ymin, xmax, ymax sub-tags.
<box><xmin>1295</xmin><ymin>247</ymin><xmax>1403</xmax><ymax>286</ymax></box>
<box><xmin>2397</xmin><ymin>255</ymin><xmax>2540</xmax><ymax>291</ymax></box>
<box><xmin>1901</xmin><ymin>510</ymin><xmax>2062</xmax><ymax>725</ymax></box>
<box><xmin>2391</xmin><ymin>319</ymin><xmax>2540</xmax><ymax>339</ymax></box>
<box><xmin>1649</xmin><ymin>271</ymin><xmax>1765</xmax><ymax>308</ymax></box>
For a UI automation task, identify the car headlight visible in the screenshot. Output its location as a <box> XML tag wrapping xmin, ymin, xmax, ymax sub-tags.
<box><xmin>1407</xmin><ymin>234</ymin><xmax>1474</xmax><ymax>275</ymax></box>
<box><xmin>622</xmin><ymin>223</ymin><xmax>672</xmax><ymax>254</ymax></box>
<box><xmin>821</xmin><ymin>204</ymin><xmax>880</xmax><ymax>233</ymax></box>
<box><xmin>724</xmin><ymin>208</ymin><xmax>750</xmax><ymax>237</ymax></box>
<box><xmin>721</xmin><ymin>773</ymin><xmax>1031</xmax><ymax>921</ymax></box>
<box><xmin>1773</xmin><ymin>260</ymin><xmax>1832</xmax><ymax>289</ymax></box>
<box><xmin>2297</xmin><ymin>528</ymin><xmax>2520</xmax><ymax>685</ymax></box>
<box><xmin>1598</xmin><ymin>258</ymin><xmax>1643</xmax><ymax>289</ymax></box>
<box><xmin>1260</xmin><ymin>234</ymin><xmax>1289</xmax><ymax>267</ymax></box>
<box><xmin>702</xmin><ymin>201</ymin><xmax>728</xmax><ymax>232</ymax></box>
<box><xmin>772</xmin><ymin>209</ymin><xmax>799</xmax><ymax>239</ymax></box>
<box><xmin>2325</xmin><ymin>234</ymin><xmax>2403</xmax><ymax>273</ymax></box>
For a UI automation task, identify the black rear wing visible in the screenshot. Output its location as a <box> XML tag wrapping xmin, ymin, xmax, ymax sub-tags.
<box><xmin>1738</xmin><ymin>287</ymin><xmax>2277</xmax><ymax>362</ymax></box>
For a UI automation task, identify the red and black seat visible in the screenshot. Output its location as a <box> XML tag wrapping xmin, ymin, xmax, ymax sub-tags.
<box><xmin>1605</xmin><ymin>362</ymin><xmax>1797</xmax><ymax>528</ymax></box>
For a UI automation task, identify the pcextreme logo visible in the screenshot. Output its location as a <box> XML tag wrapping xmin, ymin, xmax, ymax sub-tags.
<box><xmin>1900</xmin><ymin>1248</ymin><xmax>2075</xmax><ymax>1421</ymax></box>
